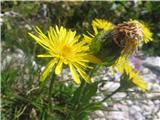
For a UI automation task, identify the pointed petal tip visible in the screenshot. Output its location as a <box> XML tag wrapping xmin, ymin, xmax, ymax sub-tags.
<box><xmin>69</xmin><ymin>64</ymin><xmax>81</xmax><ymax>84</ymax></box>
<box><xmin>55</xmin><ymin>60</ymin><xmax>63</xmax><ymax>75</ymax></box>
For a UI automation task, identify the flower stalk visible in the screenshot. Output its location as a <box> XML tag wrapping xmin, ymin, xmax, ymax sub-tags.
<box><xmin>101</xmin><ymin>86</ymin><xmax>122</xmax><ymax>102</ymax></box>
<box><xmin>48</xmin><ymin>72</ymin><xmax>56</xmax><ymax>112</ymax></box>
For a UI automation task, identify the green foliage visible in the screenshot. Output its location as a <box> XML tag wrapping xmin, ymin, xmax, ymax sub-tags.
<box><xmin>65</xmin><ymin>80</ymin><xmax>102</xmax><ymax>120</ymax></box>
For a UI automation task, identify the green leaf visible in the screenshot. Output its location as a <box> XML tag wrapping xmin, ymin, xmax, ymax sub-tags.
<box><xmin>80</xmin><ymin>81</ymin><xmax>99</xmax><ymax>105</ymax></box>
<box><xmin>82</xmin><ymin>102</ymin><xmax>103</xmax><ymax>113</ymax></box>
<box><xmin>71</xmin><ymin>80</ymin><xmax>85</xmax><ymax>106</ymax></box>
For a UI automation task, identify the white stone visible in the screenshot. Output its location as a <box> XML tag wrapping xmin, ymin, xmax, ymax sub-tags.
<box><xmin>94</xmin><ymin>96</ymin><xmax>103</xmax><ymax>101</ymax></box>
<box><xmin>102</xmin><ymin>102</ymin><xmax>108</xmax><ymax>107</ymax></box>
<box><xmin>131</xmin><ymin>105</ymin><xmax>142</xmax><ymax>112</ymax></box>
<box><xmin>32</xmin><ymin>60</ymin><xmax>38</xmax><ymax>70</ymax></box>
<box><xmin>157</xmin><ymin>111</ymin><xmax>160</xmax><ymax>119</ymax></box>
<box><xmin>143</xmin><ymin>105</ymin><xmax>152</xmax><ymax>115</ymax></box>
<box><xmin>106</xmin><ymin>111</ymin><xmax>129</xmax><ymax>120</ymax></box>
<box><xmin>99</xmin><ymin>118</ymin><xmax>106</xmax><ymax>120</ymax></box>
<box><xmin>141</xmin><ymin>68</ymin><xmax>150</xmax><ymax>74</ymax></box>
<box><xmin>112</xmin><ymin>92</ymin><xmax>127</xmax><ymax>100</ymax></box>
<box><xmin>143</xmin><ymin>57</ymin><xmax>160</xmax><ymax>67</ymax></box>
<box><xmin>132</xmin><ymin>112</ymin><xmax>145</xmax><ymax>120</ymax></box>
<box><xmin>113</xmin><ymin>104</ymin><xmax>128</xmax><ymax>111</ymax></box>
<box><xmin>126</xmin><ymin>100</ymin><xmax>133</xmax><ymax>105</ymax></box>
<box><xmin>152</xmin><ymin>83</ymin><xmax>160</xmax><ymax>91</ymax></box>
<box><xmin>142</xmin><ymin>73</ymin><xmax>157</xmax><ymax>83</ymax></box>
<box><xmin>154</xmin><ymin>100</ymin><xmax>160</xmax><ymax>105</ymax></box>
<box><xmin>100</xmin><ymin>82</ymin><xmax>120</xmax><ymax>91</ymax></box>
<box><xmin>95</xmin><ymin>110</ymin><xmax>105</xmax><ymax>118</ymax></box>
<box><xmin>1</xmin><ymin>55</ymin><xmax>12</xmax><ymax>71</ymax></box>
<box><xmin>41</xmin><ymin>66</ymin><xmax>45</xmax><ymax>72</ymax></box>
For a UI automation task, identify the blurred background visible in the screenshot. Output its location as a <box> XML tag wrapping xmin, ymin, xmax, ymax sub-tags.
<box><xmin>1</xmin><ymin>1</ymin><xmax>160</xmax><ymax>120</ymax></box>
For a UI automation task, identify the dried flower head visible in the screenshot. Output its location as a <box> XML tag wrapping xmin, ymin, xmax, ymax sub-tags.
<box><xmin>112</xmin><ymin>20</ymin><xmax>152</xmax><ymax>55</ymax></box>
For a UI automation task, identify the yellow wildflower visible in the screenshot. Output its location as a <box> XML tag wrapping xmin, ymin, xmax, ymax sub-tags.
<box><xmin>28</xmin><ymin>25</ymin><xmax>101</xmax><ymax>84</ymax></box>
<box><xmin>83</xmin><ymin>19</ymin><xmax>151</xmax><ymax>91</ymax></box>
<box><xmin>139</xmin><ymin>21</ymin><xmax>153</xmax><ymax>43</ymax></box>
<box><xmin>83</xmin><ymin>18</ymin><xmax>114</xmax><ymax>43</ymax></box>
<box><xmin>115</xmin><ymin>57</ymin><xmax>148</xmax><ymax>91</ymax></box>
<box><xmin>92</xmin><ymin>18</ymin><xmax>115</xmax><ymax>35</ymax></box>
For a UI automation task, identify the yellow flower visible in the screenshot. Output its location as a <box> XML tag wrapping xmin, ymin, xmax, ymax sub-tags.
<box><xmin>126</xmin><ymin>20</ymin><xmax>153</xmax><ymax>44</ymax></box>
<box><xmin>83</xmin><ymin>19</ymin><xmax>151</xmax><ymax>91</ymax></box>
<box><xmin>28</xmin><ymin>25</ymin><xmax>101</xmax><ymax>84</ymax></box>
<box><xmin>83</xmin><ymin>18</ymin><xmax>114</xmax><ymax>43</ymax></box>
<box><xmin>112</xmin><ymin>20</ymin><xmax>152</xmax><ymax>91</ymax></box>
<box><xmin>115</xmin><ymin>57</ymin><xmax>148</xmax><ymax>91</ymax></box>
<box><xmin>92</xmin><ymin>18</ymin><xmax>115</xmax><ymax>35</ymax></box>
<box><xmin>139</xmin><ymin>21</ymin><xmax>153</xmax><ymax>43</ymax></box>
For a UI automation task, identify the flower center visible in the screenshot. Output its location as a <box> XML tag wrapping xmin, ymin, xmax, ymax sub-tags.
<box><xmin>61</xmin><ymin>45</ymin><xmax>72</xmax><ymax>57</ymax></box>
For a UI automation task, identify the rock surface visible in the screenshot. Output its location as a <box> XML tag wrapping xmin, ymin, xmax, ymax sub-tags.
<box><xmin>90</xmin><ymin>56</ymin><xmax>160</xmax><ymax>120</ymax></box>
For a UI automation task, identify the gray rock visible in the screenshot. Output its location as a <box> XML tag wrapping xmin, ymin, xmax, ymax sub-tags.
<box><xmin>105</xmin><ymin>111</ymin><xmax>129</xmax><ymax>120</ymax></box>
<box><xmin>112</xmin><ymin>92</ymin><xmax>127</xmax><ymax>100</ymax></box>
<box><xmin>100</xmin><ymin>82</ymin><xmax>120</xmax><ymax>92</ymax></box>
<box><xmin>143</xmin><ymin>57</ymin><xmax>160</xmax><ymax>76</ymax></box>
<box><xmin>143</xmin><ymin>57</ymin><xmax>160</xmax><ymax>68</ymax></box>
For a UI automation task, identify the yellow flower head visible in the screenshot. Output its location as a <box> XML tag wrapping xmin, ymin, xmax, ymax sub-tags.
<box><xmin>139</xmin><ymin>21</ymin><xmax>153</xmax><ymax>43</ymax></box>
<box><xmin>92</xmin><ymin>18</ymin><xmax>115</xmax><ymax>35</ymax></box>
<box><xmin>115</xmin><ymin>57</ymin><xmax>148</xmax><ymax>91</ymax></box>
<box><xmin>112</xmin><ymin>20</ymin><xmax>153</xmax><ymax>55</ymax></box>
<box><xmin>83</xmin><ymin>18</ymin><xmax>114</xmax><ymax>44</ymax></box>
<box><xmin>28</xmin><ymin>25</ymin><xmax>101</xmax><ymax>84</ymax></box>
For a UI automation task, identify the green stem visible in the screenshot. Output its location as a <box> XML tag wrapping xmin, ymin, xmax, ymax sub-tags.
<box><xmin>89</xmin><ymin>65</ymin><xmax>100</xmax><ymax>77</ymax></box>
<box><xmin>101</xmin><ymin>86</ymin><xmax>122</xmax><ymax>102</ymax></box>
<box><xmin>48</xmin><ymin>73</ymin><xmax>56</xmax><ymax>112</ymax></box>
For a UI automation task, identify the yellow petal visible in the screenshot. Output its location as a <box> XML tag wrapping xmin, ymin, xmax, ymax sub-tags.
<box><xmin>132</xmin><ymin>78</ymin><xmax>148</xmax><ymax>91</ymax></box>
<box><xmin>93</xmin><ymin>26</ymin><xmax>98</xmax><ymax>35</ymax></box>
<box><xmin>55</xmin><ymin>60</ymin><xmax>63</xmax><ymax>75</ymax></box>
<box><xmin>37</xmin><ymin>54</ymin><xmax>53</xmax><ymax>58</ymax></box>
<box><xmin>28</xmin><ymin>33</ymin><xmax>50</xmax><ymax>50</ymax></box>
<box><xmin>76</xmin><ymin>66</ymin><xmax>91</xmax><ymax>83</ymax></box>
<box><xmin>140</xmin><ymin>22</ymin><xmax>153</xmax><ymax>43</ymax></box>
<box><xmin>35</xmin><ymin>27</ymin><xmax>51</xmax><ymax>46</ymax></box>
<box><xmin>92</xmin><ymin>19</ymin><xmax>114</xmax><ymax>35</ymax></box>
<box><xmin>40</xmin><ymin>59</ymin><xmax>57</xmax><ymax>81</ymax></box>
<box><xmin>83</xmin><ymin>34</ymin><xmax>92</xmax><ymax>44</ymax></box>
<box><xmin>69</xmin><ymin>64</ymin><xmax>80</xmax><ymax>84</ymax></box>
<box><xmin>76</xmin><ymin>61</ymin><xmax>93</xmax><ymax>69</ymax></box>
<box><xmin>84</xmin><ymin>55</ymin><xmax>102</xmax><ymax>64</ymax></box>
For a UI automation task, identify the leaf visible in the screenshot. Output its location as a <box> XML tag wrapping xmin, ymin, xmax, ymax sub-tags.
<box><xmin>71</xmin><ymin>80</ymin><xmax>85</xmax><ymax>106</ymax></box>
<box><xmin>83</xmin><ymin>102</ymin><xmax>103</xmax><ymax>113</ymax></box>
<box><xmin>80</xmin><ymin>81</ymin><xmax>99</xmax><ymax>105</ymax></box>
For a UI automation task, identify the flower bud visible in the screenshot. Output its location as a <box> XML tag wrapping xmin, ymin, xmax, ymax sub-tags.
<box><xmin>90</xmin><ymin>20</ymin><xmax>152</xmax><ymax>66</ymax></box>
<box><xmin>90</xmin><ymin>30</ymin><xmax>122</xmax><ymax>66</ymax></box>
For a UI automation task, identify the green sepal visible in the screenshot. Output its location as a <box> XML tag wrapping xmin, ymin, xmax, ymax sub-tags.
<box><xmin>90</xmin><ymin>30</ymin><xmax>123</xmax><ymax>67</ymax></box>
<box><xmin>120</xmin><ymin>72</ymin><xmax>135</xmax><ymax>90</ymax></box>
